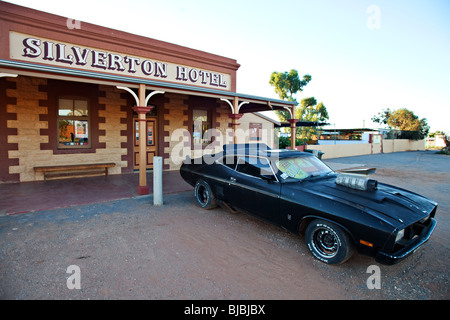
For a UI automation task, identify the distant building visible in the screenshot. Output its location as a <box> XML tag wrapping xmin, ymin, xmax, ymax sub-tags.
<box><xmin>315</xmin><ymin>128</ymin><xmax>378</xmax><ymax>145</ymax></box>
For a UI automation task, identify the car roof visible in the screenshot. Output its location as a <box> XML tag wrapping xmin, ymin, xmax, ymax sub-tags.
<box><xmin>222</xmin><ymin>143</ymin><xmax>312</xmax><ymax>159</ymax></box>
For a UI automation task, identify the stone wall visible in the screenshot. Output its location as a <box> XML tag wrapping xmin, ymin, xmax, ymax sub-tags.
<box><xmin>98</xmin><ymin>85</ymin><xmax>129</xmax><ymax>174</ymax></box>
<box><xmin>6</xmin><ymin>76</ymin><xmax>48</xmax><ymax>181</ymax></box>
<box><xmin>3</xmin><ymin>76</ymin><xmax>129</xmax><ymax>182</ymax></box>
<box><xmin>2</xmin><ymin>75</ymin><xmax>272</xmax><ymax>181</ymax></box>
<box><xmin>163</xmin><ymin>92</ymin><xmax>189</xmax><ymax>170</ymax></box>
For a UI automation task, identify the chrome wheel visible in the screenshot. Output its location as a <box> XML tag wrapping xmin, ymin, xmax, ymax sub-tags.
<box><xmin>305</xmin><ymin>219</ymin><xmax>354</xmax><ymax>264</ymax></box>
<box><xmin>197</xmin><ymin>185</ymin><xmax>208</xmax><ymax>205</ymax></box>
<box><xmin>312</xmin><ymin>228</ymin><xmax>339</xmax><ymax>258</ymax></box>
<box><xmin>194</xmin><ymin>180</ymin><xmax>217</xmax><ymax>210</ymax></box>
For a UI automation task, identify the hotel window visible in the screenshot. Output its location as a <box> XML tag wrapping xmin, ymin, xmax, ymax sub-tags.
<box><xmin>193</xmin><ymin>109</ymin><xmax>211</xmax><ymax>145</ymax></box>
<box><xmin>57</xmin><ymin>98</ymin><xmax>90</xmax><ymax>148</ymax></box>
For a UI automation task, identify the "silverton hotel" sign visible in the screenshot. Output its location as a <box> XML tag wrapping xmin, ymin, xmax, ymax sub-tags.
<box><xmin>9</xmin><ymin>31</ymin><xmax>231</xmax><ymax>90</ymax></box>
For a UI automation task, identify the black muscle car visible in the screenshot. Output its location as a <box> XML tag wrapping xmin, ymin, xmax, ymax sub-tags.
<box><xmin>180</xmin><ymin>143</ymin><xmax>437</xmax><ymax>265</ymax></box>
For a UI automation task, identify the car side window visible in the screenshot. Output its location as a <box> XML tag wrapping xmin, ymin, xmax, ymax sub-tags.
<box><xmin>218</xmin><ymin>155</ymin><xmax>238</xmax><ymax>170</ymax></box>
<box><xmin>236</xmin><ymin>156</ymin><xmax>274</xmax><ymax>179</ymax></box>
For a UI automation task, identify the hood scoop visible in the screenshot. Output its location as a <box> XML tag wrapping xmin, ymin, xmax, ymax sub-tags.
<box><xmin>335</xmin><ymin>167</ymin><xmax>378</xmax><ymax>192</ymax></box>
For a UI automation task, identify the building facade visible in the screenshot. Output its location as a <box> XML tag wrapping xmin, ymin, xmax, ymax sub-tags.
<box><xmin>0</xmin><ymin>2</ymin><xmax>296</xmax><ymax>193</ymax></box>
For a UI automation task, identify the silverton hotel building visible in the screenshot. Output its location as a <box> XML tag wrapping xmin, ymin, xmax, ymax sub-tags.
<box><xmin>0</xmin><ymin>2</ymin><xmax>297</xmax><ymax>194</ymax></box>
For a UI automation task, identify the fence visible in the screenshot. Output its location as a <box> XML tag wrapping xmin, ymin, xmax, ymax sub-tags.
<box><xmin>306</xmin><ymin>139</ymin><xmax>425</xmax><ymax>159</ymax></box>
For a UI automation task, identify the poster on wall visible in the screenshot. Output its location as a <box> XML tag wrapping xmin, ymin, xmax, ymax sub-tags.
<box><xmin>147</xmin><ymin>123</ymin><xmax>153</xmax><ymax>146</ymax></box>
<box><xmin>249</xmin><ymin>123</ymin><xmax>262</xmax><ymax>141</ymax></box>
<box><xmin>75</xmin><ymin>121</ymin><xmax>88</xmax><ymax>139</ymax></box>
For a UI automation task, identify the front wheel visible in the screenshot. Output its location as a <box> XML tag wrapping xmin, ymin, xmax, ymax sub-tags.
<box><xmin>305</xmin><ymin>219</ymin><xmax>354</xmax><ymax>264</ymax></box>
<box><xmin>194</xmin><ymin>180</ymin><xmax>217</xmax><ymax>210</ymax></box>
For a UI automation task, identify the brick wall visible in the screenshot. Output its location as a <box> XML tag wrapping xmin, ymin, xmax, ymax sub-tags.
<box><xmin>2</xmin><ymin>76</ymin><xmax>129</xmax><ymax>182</ymax></box>
<box><xmin>98</xmin><ymin>85</ymin><xmax>129</xmax><ymax>175</ymax></box>
<box><xmin>1</xmin><ymin>75</ymin><xmax>253</xmax><ymax>181</ymax></box>
<box><xmin>0</xmin><ymin>77</ymin><xmax>19</xmax><ymax>182</ymax></box>
<box><xmin>6</xmin><ymin>76</ymin><xmax>49</xmax><ymax>181</ymax></box>
<box><xmin>163</xmin><ymin>92</ymin><xmax>189</xmax><ymax>170</ymax></box>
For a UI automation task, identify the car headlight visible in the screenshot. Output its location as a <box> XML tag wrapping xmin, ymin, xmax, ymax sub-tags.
<box><xmin>419</xmin><ymin>213</ymin><xmax>430</xmax><ymax>224</ymax></box>
<box><xmin>395</xmin><ymin>229</ymin><xmax>405</xmax><ymax>242</ymax></box>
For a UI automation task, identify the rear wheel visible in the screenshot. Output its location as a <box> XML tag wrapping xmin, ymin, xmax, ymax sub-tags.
<box><xmin>194</xmin><ymin>180</ymin><xmax>217</xmax><ymax>210</ymax></box>
<box><xmin>305</xmin><ymin>219</ymin><xmax>354</xmax><ymax>264</ymax></box>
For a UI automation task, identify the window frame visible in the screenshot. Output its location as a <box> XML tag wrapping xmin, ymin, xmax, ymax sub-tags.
<box><xmin>216</xmin><ymin>155</ymin><xmax>239</xmax><ymax>170</ymax></box>
<box><xmin>234</xmin><ymin>155</ymin><xmax>279</xmax><ymax>182</ymax></box>
<box><xmin>56</xmin><ymin>96</ymin><xmax>91</xmax><ymax>149</ymax></box>
<box><xmin>192</xmin><ymin>107</ymin><xmax>212</xmax><ymax>146</ymax></box>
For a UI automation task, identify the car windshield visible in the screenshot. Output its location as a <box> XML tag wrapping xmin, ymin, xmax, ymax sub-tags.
<box><xmin>275</xmin><ymin>156</ymin><xmax>333</xmax><ymax>181</ymax></box>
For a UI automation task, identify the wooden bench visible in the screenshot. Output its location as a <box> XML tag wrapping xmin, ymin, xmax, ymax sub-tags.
<box><xmin>34</xmin><ymin>163</ymin><xmax>116</xmax><ymax>180</ymax></box>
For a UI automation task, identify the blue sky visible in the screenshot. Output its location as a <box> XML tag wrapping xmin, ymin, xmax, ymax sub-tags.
<box><xmin>4</xmin><ymin>0</ymin><xmax>450</xmax><ymax>132</ymax></box>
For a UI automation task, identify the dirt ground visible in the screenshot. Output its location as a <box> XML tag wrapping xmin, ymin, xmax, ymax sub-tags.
<box><xmin>0</xmin><ymin>151</ymin><xmax>448</xmax><ymax>300</ymax></box>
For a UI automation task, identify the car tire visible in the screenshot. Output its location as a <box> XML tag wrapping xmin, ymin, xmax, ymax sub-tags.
<box><xmin>305</xmin><ymin>219</ymin><xmax>354</xmax><ymax>265</ymax></box>
<box><xmin>194</xmin><ymin>180</ymin><xmax>217</xmax><ymax>210</ymax></box>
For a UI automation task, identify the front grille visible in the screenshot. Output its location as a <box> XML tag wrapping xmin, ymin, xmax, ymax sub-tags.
<box><xmin>395</xmin><ymin>214</ymin><xmax>434</xmax><ymax>249</ymax></box>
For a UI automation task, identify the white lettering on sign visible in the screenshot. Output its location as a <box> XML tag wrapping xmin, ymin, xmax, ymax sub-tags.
<box><xmin>10</xmin><ymin>32</ymin><xmax>231</xmax><ymax>90</ymax></box>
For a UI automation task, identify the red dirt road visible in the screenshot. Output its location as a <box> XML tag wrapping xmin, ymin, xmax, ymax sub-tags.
<box><xmin>0</xmin><ymin>151</ymin><xmax>448</xmax><ymax>300</ymax></box>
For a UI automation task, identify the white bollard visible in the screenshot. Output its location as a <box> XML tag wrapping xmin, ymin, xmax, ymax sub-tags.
<box><xmin>153</xmin><ymin>156</ymin><xmax>163</xmax><ymax>206</ymax></box>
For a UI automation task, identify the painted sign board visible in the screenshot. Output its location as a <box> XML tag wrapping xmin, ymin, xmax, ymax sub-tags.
<box><xmin>9</xmin><ymin>31</ymin><xmax>232</xmax><ymax>90</ymax></box>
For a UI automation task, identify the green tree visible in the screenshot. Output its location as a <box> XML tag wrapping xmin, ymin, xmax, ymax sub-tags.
<box><xmin>372</xmin><ymin>108</ymin><xmax>430</xmax><ymax>139</ymax></box>
<box><xmin>296</xmin><ymin>98</ymin><xmax>328</xmax><ymax>121</ymax></box>
<box><xmin>296</xmin><ymin>97</ymin><xmax>329</xmax><ymax>142</ymax></box>
<box><xmin>371</xmin><ymin>108</ymin><xmax>392</xmax><ymax>127</ymax></box>
<box><xmin>269</xmin><ymin>69</ymin><xmax>311</xmax><ymax>121</ymax></box>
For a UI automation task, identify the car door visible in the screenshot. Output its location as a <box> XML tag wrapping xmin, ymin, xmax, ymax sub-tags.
<box><xmin>226</xmin><ymin>155</ymin><xmax>281</xmax><ymax>224</ymax></box>
<box><xmin>209</xmin><ymin>155</ymin><xmax>238</xmax><ymax>201</ymax></box>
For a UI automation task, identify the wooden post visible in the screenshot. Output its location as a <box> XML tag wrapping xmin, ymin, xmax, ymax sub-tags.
<box><xmin>132</xmin><ymin>84</ymin><xmax>152</xmax><ymax>195</ymax></box>
<box><xmin>288</xmin><ymin>118</ymin><xmax>299</xmax><ymax>149</ymax></box>
<box><xmin>228</xmin><ymin>114</ymin><xmax>243</xmax><ymax>144</ymax></box>
<box><xmin>288</xmin><ymin>105</ymin><xmax>298</xmax><ymax>149</ymax></box>
<box><xmin>228</xmin><ymin>97</ymin><xmax>243</xmax><ymax>144</ymax></box>
<box><xmin>138</xmin><ymin>84</ymin><xmax>146</xmax><ymax>193</ymax></box>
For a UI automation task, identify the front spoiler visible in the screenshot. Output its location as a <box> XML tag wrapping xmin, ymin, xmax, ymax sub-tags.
<box><xmin>376</xmin><ymin>218</ymin><xmax>437</xmax><ymax>265</ymax></box>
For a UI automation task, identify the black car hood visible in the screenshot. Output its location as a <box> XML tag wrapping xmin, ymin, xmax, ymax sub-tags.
<box><xmin>287</xmin><ymin>176</ymin><xmax>437</xmax><ymax>227</ymax></box>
